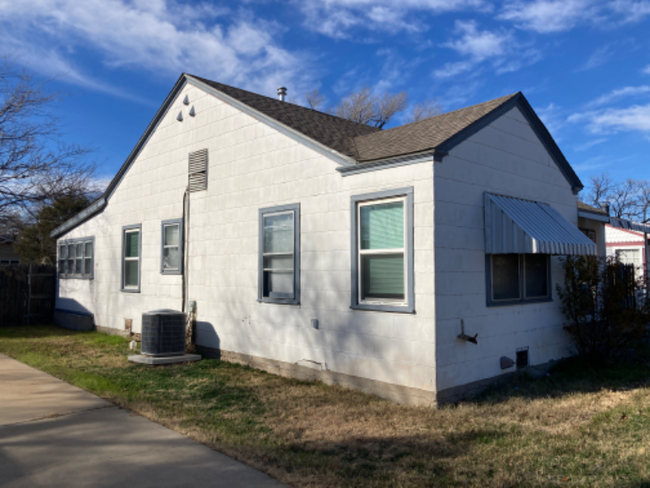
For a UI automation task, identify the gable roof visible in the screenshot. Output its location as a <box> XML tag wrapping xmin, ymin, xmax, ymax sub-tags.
<box><xmin>51</xmin><ymin>74</ymin><xmax>583</xmax><ymax>237</ymax></box>
<box><xmin>190</xmin><ymin>75</ymin><xmax>380</xmax><ymax>160</ymax></box>
<box><xmin>353</xmin><ymin>93</ymin><xmax>517</xmax><ymax>162</ymax></box>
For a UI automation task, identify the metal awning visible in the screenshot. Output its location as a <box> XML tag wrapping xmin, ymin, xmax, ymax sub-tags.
<box><xmin>609</xmin><ymin>217</ymin><xmax>650</xmax><ymax>234</ymax></box>
<box><xmin>484</xmin><ymin>193</ymin><xmax>596</xmax><ymax>255</ymax></box>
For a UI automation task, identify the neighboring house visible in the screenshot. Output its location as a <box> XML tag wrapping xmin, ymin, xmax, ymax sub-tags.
<box><xmin>0</xmin><ymin>236</ymin><xmax>20</xmax><ymax>265</ymax></box>
<box><xmin>605</xmin><ymin>224</ymin><xmax>648</xmax><ymax>280</ymax></box>
<box><xmin>52</xmin><ymin>73</ymin><xmax>605</xmax><ymax>405</ymax></box>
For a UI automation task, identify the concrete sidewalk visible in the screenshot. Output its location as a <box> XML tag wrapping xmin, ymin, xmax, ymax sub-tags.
<box><xmin>0</xmin><ymin>354</ymin><xmax>286</xmax><ymax>487</ymax></box>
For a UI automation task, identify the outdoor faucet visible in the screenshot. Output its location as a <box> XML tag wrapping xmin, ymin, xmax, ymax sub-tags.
<box><xmin>457</xmin><ymin>319</ymin><xmax>478</xmax><ymax>344</ymax></box>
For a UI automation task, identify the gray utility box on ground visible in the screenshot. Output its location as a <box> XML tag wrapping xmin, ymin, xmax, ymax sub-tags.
<box><xmin>141</xmin><ymin>310</ymin><xmax>186</xmax><ymax>357</ymax></box>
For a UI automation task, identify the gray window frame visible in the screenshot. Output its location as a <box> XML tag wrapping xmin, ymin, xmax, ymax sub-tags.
<box><xmin>485</xmin><ymin>254</ymin><xmax>552</xmax><ymax>307</ymax></box>
<box><xmin>58</xmin><ymin>236</ymin><xmax>94</xmax><ymax>280</ymax></box>
<box><xmin>121</xmin><ymin>224</ymin><xmax>142</xmax><ymax>293</ymax></box>
<box><xmin>350</xmin><ymin>187</ymin><xmax>415</xmax><ymax>313</ymax></box>
<box><xmin>160</xmin><ymin>218</ymin><xmax>183</xmax><ymax>275</ymax></box>
<box><xmin>258</xmin><ymin>203</ymin><xmax>300</xmax><ymax>305</ymax></box>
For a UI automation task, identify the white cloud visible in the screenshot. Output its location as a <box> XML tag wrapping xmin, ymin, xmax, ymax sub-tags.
<box><xmin>569</xmin><ymin>104</ymin><xmax>650</xmax><ymax>135</ymax></box>
<box><xmin>296</xmin><ymin>0</ymin><xmax>487</xmax><ymax>38</ymax></box>
<box><xmin>499</xmin><ymin>0</ymin><xmax>593</xmax><ymax>33</ymax></box>
<box><xmin>499</xmin><ymin>0</ymin><xmax>650</xmax><ymax>33</ymax></box>
<box><xmin>587</xmin><ymin>86</ymin><xmax>650</xmax><ymax>107</ymax></box>
<box><xmin>574</xmin><ymin>138</ymin><xmax>607</xmax><ymax>151</ymax></box>
<box><xmin>0</xmin><ymin>0</ymin><xmax>312</xmax><ymax>97</ymax></box>
<box><xmin>643</xmin><ymin>65</ymin><xmax>650</xmax><ymax>75</ymax></box>
<box><xmin>607</xmin><ymin>0</ymin><xmax>650</xmax><ymax>23</ymax></box>
<box><xmin>579</xmin><ymin>45</ymin><xmax>613</xmax><ymax>71</ymax></box>
<box><xmin>434</xmin><ymin>20</ymin><xmax>540</xmax><ymax>78</ymax></box>
<box><xmin>444</xmin><ymin>20</ymin><xmax>510</xmax><ymax>59</ymax></box>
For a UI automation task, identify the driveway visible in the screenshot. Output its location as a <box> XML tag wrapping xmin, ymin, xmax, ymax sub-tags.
<box><xmin>0</xmin><ymin>354</ymin><xmax>286</xmax><ymax>488</ymax></box>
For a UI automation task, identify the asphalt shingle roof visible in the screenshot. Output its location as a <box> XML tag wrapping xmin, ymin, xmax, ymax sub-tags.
<box><xmin>578</xmin><ymin>201</ymin><xmax>609</xmax><ymax>215</ymax></box>
<box><xmin>190</xmin><ymin>75</ymin><xmax>380</xmax><ymax>160</ymax></box>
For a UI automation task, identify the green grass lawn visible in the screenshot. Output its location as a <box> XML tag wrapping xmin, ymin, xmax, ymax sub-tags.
<box><xmin>1</xmin><ymin>325</ymin><xmax>650</xmax><ymax>487</ymax></box>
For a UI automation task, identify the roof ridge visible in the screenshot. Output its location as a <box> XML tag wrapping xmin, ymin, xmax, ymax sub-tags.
<box><xmin>357</xmin><ymin>91</ymin><xmax>520</xmax><ymax>138</ymax></box>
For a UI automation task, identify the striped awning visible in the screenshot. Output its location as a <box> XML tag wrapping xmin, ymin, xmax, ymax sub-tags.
<box><xmin>484</xmin><ymin>193</ymin><xmax>596</xmax><ymax>255</ymax></box>
<box><xmin>609</xmin><ymin>217</ymin><xmax>650</xmax><ymax>234</ymax></box>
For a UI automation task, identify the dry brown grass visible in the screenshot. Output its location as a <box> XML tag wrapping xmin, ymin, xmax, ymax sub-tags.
<box><xmin>2</xmin><ymin>325</ymin><xmax>650</xmax><ymax>487</ymax></box>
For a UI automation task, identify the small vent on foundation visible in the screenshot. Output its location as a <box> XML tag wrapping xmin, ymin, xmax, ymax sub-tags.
<box><xmin>188</xmin><ymin>148</ymin><xmax>208</xmax><ymax>192</ymax></box>
<box><xmin>516</xmin><ymin>349</ymin><xmax>529</xmax><ymax>369</ymax></box>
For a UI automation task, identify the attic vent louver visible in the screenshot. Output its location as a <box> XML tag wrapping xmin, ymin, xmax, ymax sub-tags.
<box><xmin>188</xmin><ymin>149</ymin><xmax>208</xmax><ymax>192</ymax></box>
<box><xmin>177</xmin><ymin>111</ymin><xmax>183</xmax><ymax>122</ymax></box>
<box><xmin>189</xmin><ymin>105</ymin><xmax>196</xmax><ymax>117</ymax></box>
<box><xmin>183</xmin><ymin>95</ymin><xmax>190</xmax><ymax>105</ymax></box>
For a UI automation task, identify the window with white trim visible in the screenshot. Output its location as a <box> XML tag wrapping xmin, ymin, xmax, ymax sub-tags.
<box><xmin>487</xmin><ymin>254</ymin><xmax>551</xmax><ymax>305</ymax></box>
<box><xmin>161</xmin><ymin>219</ymin><xmax>183</xmax><ymax>274</ymax></box>
<box><xmin>122</xmin><ymin>225</ymin><xmax>141</xmax><ymax>292</ymax></box>
<box><xmin>58</xmin><ymin>237</ymin><xmax>94</xmax><ymax>279</ymax></box>
<box><xmin>351</xmin><ymin>187</ymin><xmax>414</xmax><ymax>313</ymax></box>
<box><xmin>258</xmin><ymin>204</ymin><xmax>300</xmax><ymax>304</ymax></box>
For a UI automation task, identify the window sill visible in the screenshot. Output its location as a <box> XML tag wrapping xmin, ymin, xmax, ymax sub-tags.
<box><xmin>120</xmin><ymin>288</ymin><xmax>141</xmax><ymax>293</ymax></box>
<box><xmin>258</xmin><ymin>298</ymin><xmax>300</xmax><ymax>305</ymax></box>
<box><xmin>160</xmin><ymin>270</ymin><xmax>182</xmax><ymax>275</ymax></box>
<box><xmin>486</xmin><ymin>297</ymin><xmax>553</xmax><ymax>307</ymax></box>
<box><xmin>351</xmin><ymin>304</ymin><xmax>415</xmax><ymax>314</ymax></box>
<box><xmin>59</xmin><ymin>276</ymin><xmax>94</xmax><ymax>280</ymax></box>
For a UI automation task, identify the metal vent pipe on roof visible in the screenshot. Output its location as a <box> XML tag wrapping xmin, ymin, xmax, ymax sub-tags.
<box><xmin>277</xmin><ymin>86</ymin><xmax>287</xmax><ymax>101</ymax></box>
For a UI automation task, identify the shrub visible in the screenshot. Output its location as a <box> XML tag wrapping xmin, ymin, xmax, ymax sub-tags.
<box><xmin>557</xmin><ymin>255</ymin><xmax>650</xmax><ymax>366</ymax></box>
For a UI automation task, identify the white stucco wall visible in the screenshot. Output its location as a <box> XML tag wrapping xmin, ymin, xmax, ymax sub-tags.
<box><xmin>434</xmin><ymin>106</ymin><xmax>579</xmax><ymax>392</ymax></box>
<box><xmin>57</xmin><ymin>81</ymin><xmax>436</xmax><ymax>393</ymax></box>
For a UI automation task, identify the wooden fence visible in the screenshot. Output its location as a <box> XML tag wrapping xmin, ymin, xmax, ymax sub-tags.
<box><xmin>0</xmin><ymin>264</ymin><xmax>56</xmax><ymax>327</ymax></box>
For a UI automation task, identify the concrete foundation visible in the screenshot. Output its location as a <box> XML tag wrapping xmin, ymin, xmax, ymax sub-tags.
<box><xmin>54</xmin><ymin>309</ymin><xmax>94</xmax><ymax>332</ymax></box>
<box><xmin>128</xmin><ymin>354</ymin><xmax>201</xmax><ymax>365</ymax></box>
<box><xmin>197</xmin><ymin>346</ymin><xmax>437</xmax><ymax>406</ymax></box>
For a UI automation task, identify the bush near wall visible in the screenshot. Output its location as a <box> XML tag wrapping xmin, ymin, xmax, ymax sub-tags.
<box><xmin>557</xmin><ymin>256</ymin><xmax>650</xmax><ymax>366</ymax></box>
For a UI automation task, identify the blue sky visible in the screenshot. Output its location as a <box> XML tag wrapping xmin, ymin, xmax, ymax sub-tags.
<box><xmin>1</xmin><ymin>0</ymin><xmax>649</xmax><ymax>193</ymax></box>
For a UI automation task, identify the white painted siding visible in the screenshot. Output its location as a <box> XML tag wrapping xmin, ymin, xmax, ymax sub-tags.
<box><xmin>434</xmin><ymin>106</ymin><xmax>578</xmax><ymax>392</ymax></box>
<box><xmin>57</xmin><ymin>82</ymin><xmax>436</xmax><ymax>393</ymax></box>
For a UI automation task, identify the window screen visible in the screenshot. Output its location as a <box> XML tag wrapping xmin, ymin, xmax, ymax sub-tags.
<box><xmin>359</xmin><ymin>200</ymin><xmax>405</xmax><ymax>301</ymax></box>
<box><xmin>58</xmin><ymin>238</ymin><xmax>94</xmax><ymax>278</ymax></box>
<box><xmin>259</xmin><ymin>204</ymin><xmax>300</xmax><ymax>304</ymax></box>
<box><xmin>122</xmin><ymin>226</ymin><xmax>141</xmax><ymax>291</ymax></box>
<box><xmin>488</xmin><ymin>254</ymin><xmax>550</xmax><ymax>305</ymax></box>
<box><xmin>161</xmin><ymin>219</ymin><xmax>182</xmax><ymax>274</ymax></box>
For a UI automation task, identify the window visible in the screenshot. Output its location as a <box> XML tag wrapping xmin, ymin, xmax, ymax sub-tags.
<box><xmin>122</xmin><ymin>225</ymin><xmax>141</xmax><ymax>292</ymax></box>
<box><xmin>258</xmin><ymin>204</ymin><xmax>300</xmax><ymax>304</ymax></box>
<box><xmin>487</xmin><ymin>254</ymin><xmax>551</xmax><ymax>306</ymax></box>
<box><xmin>58</xmin><ymin>237</ymin><xmax>94</xmax><ymax>279</ymax></box>
<box><xmin>161</xmin><ymin>219</ymin><xmax>183</xmax><ymax>274</ymax></box>
<box><xmin>188</xmin><ymin>148</ymin><xmax>208</xmax><ymax>192</ymax></box>
<box><xmin>351</xmin><ymin>187</ymin><xmax>414</xmax><ymax>313</ymax></box>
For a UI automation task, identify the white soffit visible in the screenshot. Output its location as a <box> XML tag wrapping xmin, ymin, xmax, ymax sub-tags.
<box><xmin>609</xmin><ymin>217</ymin><xmax>650</xmax><ymax>234</ymax></box>
<box><xmin>485</xmin><ymin>193</ymin><xmax>596</xmax><ymax>255</ymax></box>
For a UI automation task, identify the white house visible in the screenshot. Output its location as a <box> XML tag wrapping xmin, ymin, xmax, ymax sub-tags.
<box><xmin>52</xmin><ymin>73</ymin><xmax>603</xmax><ymax>405</ymax></box>
<box><xmin>605</xmin><ymin>224</ymin><xmax>649</xmax><ymax>280</ymax></box>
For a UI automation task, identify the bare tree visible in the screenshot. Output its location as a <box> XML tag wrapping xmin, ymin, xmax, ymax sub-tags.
<box><xmin>404</xmin><ymin>98</ymin><xmax>442</xmax><ymax>124</ymax></box>
<box><xmin>335</xmin><ymin>86</ymin><xmax>408</xmax><ymax>129</ymax></box>
<box><xmin>0</xmin><ymin>58</ymin><xmax>97</xmax><ymax>224</ymax></box>
<box><xmin>636</xmin><ymin>180</ymin><xmax>650</xmax><ymax>222</ymax></box>
<box><xmin>608</xmin><ymin>178</ymin><xmax>637</xmax><ymax>219</ymax></box>
<box><xmin>305</xmin><ymin>89</ymin><xmax>325</xmax><ymax>111</ymax></box>
<box><xmin>585</xmin><ymin>173</ymin><xmax>614</xmax><ymax>210</ymax></box>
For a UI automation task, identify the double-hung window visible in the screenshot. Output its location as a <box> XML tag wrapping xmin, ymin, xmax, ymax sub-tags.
<box><xmin>258</xmin><ymin>204</ymin><xmax>300</xmax><ymax>304</ymax></box>
<box><xmin>161</xmin><ymin>219</ymin><xmax>183</xmax><ymax>274</ymax></box>
<box><xmin>487</xmin><ymin>254</ymin><xmax>551</xmax><ymax>305</ymax></box>
<box><xmin>122</xmin><ymin>224</ymin><xmax>141</xmax><ymax>292</ymax></box>
<box><xmin>58</xmin><ymin>237</ymin><xmax>94</xmax><ymax>279</ymax></box>
<box><xmin>351</xmin><ymin>187</ymin><xmax>414</xmax><ymax>313</ymax></box>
